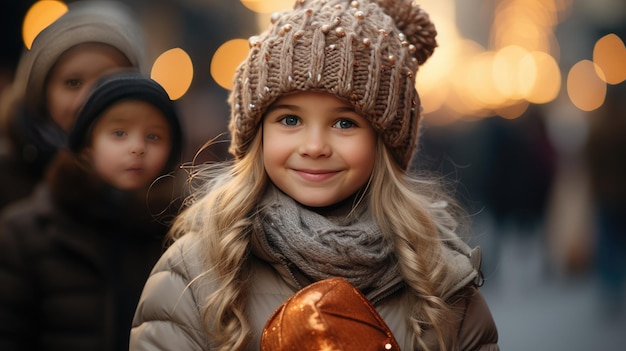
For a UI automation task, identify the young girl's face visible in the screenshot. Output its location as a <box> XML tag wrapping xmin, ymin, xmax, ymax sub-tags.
<box><xmin>85</xmin><ymin>100</ymin><xmax>172</xmax><ymax>191</ymax></box>
<box><xmin>46</xmin><ymin>43</ymin><xmax>132</xmax><ymax>132</ymax></box>
<box><xmin>262</xmin><ymin>91</ymin><xmax>377</xmax><ymax>208</ymax></box>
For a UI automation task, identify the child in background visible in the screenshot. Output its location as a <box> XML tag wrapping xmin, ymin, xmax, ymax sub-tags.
<box><xmin>0</xmin><ymin>71</ymin><xmax>184</xmax><ymax>351</ymax></box>
<box><xmin>131</xmin><ymin>0</ymin><xmax>499</xmax><ymax>350</ymax></box>
<box><xmin>0</xmin><ymin>0</ymin><xmax>147</xmax><ymax>210</ymax></box>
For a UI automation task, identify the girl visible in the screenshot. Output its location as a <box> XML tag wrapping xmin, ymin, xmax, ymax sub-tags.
<box><xmin>0</xmin><ymin>0</ymin><xmax>146</xmax><ymax>210</ymax></box>
<box><xmin>131</xmin><ymin>0</ymin><xmax>499</xmax><ymax>350</ymax></box>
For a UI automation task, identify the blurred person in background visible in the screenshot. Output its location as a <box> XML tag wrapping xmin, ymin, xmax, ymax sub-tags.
<box><xmin>413</xmin><ymin>107</ymin><xmax>557</xmax><ymax>281</ymax></box>
<box><xmin>584</xmin><ymin>83</ymin><xmax>626</xmax><ymax>319</ymax></box>
<box><xmin>483</xmin><ymin>108</ymin><xmax>556</xmax><ymax>236</ymax></box>
<box><xmin>0</xmin><ymin>0</ymin><xmax>147</xmax><ymax>211</ymax></box>
<box><xmin>0</xmin><ymin>71</ymin><xmax>184</xmax><ymax>351</ymax></box>
<box><xmin>481</xmin><ymin>108</ymin><xmax>557</xmax><ymax>280</ymax></box>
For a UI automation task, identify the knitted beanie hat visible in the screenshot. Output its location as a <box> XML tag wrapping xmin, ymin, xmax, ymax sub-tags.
<box><xmin>16</xmin><ymin>0</ymin><xmax>146</xmax><ymax>115</ymax></box>
<box><xmin>228</xmin><ymin>0</ymin><xmax>437</xmax><ymax>169</ymax></box>
<box><xmin>262</xmin><ymin>277</ymin><xmax>401</xmax><ymax>351</ymax></box>
<box><xmin>68</xmin><ymin>71</ymin><xmax>184</xmax><ymax>172</ymax></box>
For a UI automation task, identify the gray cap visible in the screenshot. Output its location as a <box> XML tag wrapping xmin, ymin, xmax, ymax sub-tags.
<box><xmin>15</xmin><ymin>0</ymin><xmax>147</xmax><ymax>115</ymax></box>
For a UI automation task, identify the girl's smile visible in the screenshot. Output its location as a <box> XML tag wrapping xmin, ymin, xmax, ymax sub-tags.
<box><xmin>292</xmin><ymin>168</ymin><xmax>339</xmax><ymax>182</ymax></box>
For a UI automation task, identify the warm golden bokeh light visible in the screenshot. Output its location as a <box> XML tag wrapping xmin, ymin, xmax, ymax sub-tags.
<box><xmin>210</xmin><ymin>39</ymin><xmax>250</xmax><ymax>90</ymax></box>
<box><xmin>451</xmin><ymin>61</ymin><xmax>485</xmax><ymax>116</ymax></box>
<box><xmin>493</xmin><ymin>45</ymin><xmax>529</xmax><ymax>100</ymax></box>
<box><xmin>416</xmin><ymin>19</ymin><xmax>461</xmax><ymax>84</ymax></box>
<box><xmin>466</xmin><ymin>52</ymin><xmax>509</xmax><ymax>108</ymax></box>
<box><xmin>442</xmin><ymin>50</ymin><xmax>505</xmax><ymax>119</ymax></box>
<box><xmin>417</xmin><ymin>36</ymin><xmax>465</xmax><ymax>114</ymax></box>
<box><xmin>22</xmin><ymin>0</ymin><xmax>68</xmax><ymax>50</ymax></box>
<box><xmin>151</xmin><ymin>48</ymin><xmax>194</xmax><ymax>100</ymax></box>
<box><xmin>414</xmin><ymin>7</ymin><xmax>462</xmax><ymax>114</ymax></box>
<box><xmin>496</xmin><ymin>100</ymin><xmax>529</xmax><ymax>119</ymax></box>
<box><xmin>546</xmin><ymin>30</ymin><xmax>561</xmax><ymax>61</ymax></box>
<box><xmin>523</xmin><ymin>0</ymin><xmax>560</xmax><ymax>27</ymax></box>
<box><xmin>491</xmin><ymin>0</ymin><xmax>559</xmax><ymax>51</ymax></box>
<box><xmin>240</xmin><ymin>0</ymin><xmax>293</xmax><ymax>14</ymax></box>
<box><xmin>567</xmin><ymin>60</ymin><xmax>606</xmax><ymax>112</ymax></box>
<box><xmin>593</xmin><ymin>33</ymin><xmax>626</xmax><ymax>85</ymax></box>
<box><xmin>418</xmin><ymin>82</ymin><xmax>448</xmax><ymax>116</ymax></box>
<box><xmin>520</xmin><ymin>51</ymin><xmax>561</xmax><ymax>104</ymax></box>
<box><xmin>493</xmin><ymin>17</ymin><xmax>543</xmax><ymax>51</ymax></box>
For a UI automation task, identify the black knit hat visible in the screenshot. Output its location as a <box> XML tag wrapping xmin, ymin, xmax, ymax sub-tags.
<box><xmin>69</xmin><ymin>71</ymin><xmax>184</xmax><ymax>172</ymax></box>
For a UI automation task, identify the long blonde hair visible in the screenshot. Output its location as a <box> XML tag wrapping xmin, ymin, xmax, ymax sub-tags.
<box><xmin>168</xmin><ymin>128</ymin><xmax>266</xmax><ymax>350</ymax></box>
<box><xmin>369</xmin><ymin>140</ymin><xmax>462</xmax><ymax>350</ymax></box>
<box><xmin>170</xmin><ymin>130</ymin><xmax>464</xmax><ymax>350</ymax></box>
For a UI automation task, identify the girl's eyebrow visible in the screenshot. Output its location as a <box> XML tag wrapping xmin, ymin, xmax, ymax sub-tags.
<box><xmin>103</xmin><ymin>116</ymin><xmax>130</xmax><ymax>124</ymax></box>
<box><xmin>335</xmin><ymin>106</ymin><xmax>357</xmax><ymax>113</ymax></box>
<box><xmin>266</xmin><ymin>104</ymin><xmax>300</xmax><ymax>113</ymax></box>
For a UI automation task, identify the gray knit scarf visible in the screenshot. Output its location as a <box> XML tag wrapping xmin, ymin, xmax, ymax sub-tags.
<box><xmin>258</xmin><ymin>186</ymin><xmax>400</xmax><ymax>293</ymax></box>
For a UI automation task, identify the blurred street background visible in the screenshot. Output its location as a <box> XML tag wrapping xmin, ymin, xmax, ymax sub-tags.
<box><xmin>2</xmin><ymin>1</ymin><xmax>625</xmax><ymax>350</ymax></box>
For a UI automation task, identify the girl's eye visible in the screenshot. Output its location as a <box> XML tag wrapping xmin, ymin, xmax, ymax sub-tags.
<box><xmin>147</xmin><ymin>134</ymin><xmax>160</xmax><ymax>141</ymax></box>
<box><xmin>113</xmin><ymin>130</ymin><xmax>126</xmax><ymax>137</ymax></box>
<box><xmin>333</xmin><ymin>119</ymin><xmax>356</xmax><ymax>129</ymax></box>
<box><xmin>279</xmin><ymin>115</ymin><xmax>300</xmax><ymax>126</ymax></box>
<box><xmin>65</xmin><ymin>79</ymin><xmax>81</xmax><ymax>88</ymax></box>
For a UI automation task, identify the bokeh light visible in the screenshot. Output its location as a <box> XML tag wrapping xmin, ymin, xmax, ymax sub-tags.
<box><xmin>493</xmin><ymin>45</ymin><xmax>529</xmax><ymax>100</ymax></box>
<box><xmin>22</xmin><ymin>0</ymin><xmax>68</xmax><ymax>50</ymax></box>
<box><xmin>567</xmin><ymin>60</ymin><xmax>606</xmax><ymax>112</ymax></box>
<box><xmin>593</xmin><ymin>33</ymin><xmax>626</xmax><ymax>85</ymax></box>
<box><xmin>496</xmin><ymin>100</ymin><xmax>529</xmax><ymax>119</ymax></box>
<box><xmin>240</xmin><ymin>0</ymin><xmax>293</xmax><ymax>14</ymax></box>
<box><xmin>466</xmin><ymin>52</ymin><xmax>509</xmax><ymax>110</ymax></box>
<box><xmin>151</xmin><ymin>48</ymin><xmax>194</xmax><ymax>100</ymax></box>
<box><xmin>520</xmin><ymin>51</ymin><xmax>561</xmax><ymax>104</ymax></box>
<box><xmin>210</xmin><ymin>39</ymin><xmax>250</xmax><ymax>90</ymax></box>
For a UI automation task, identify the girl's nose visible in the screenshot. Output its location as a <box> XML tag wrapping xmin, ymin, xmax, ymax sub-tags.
<box><xmin>299</xmin><ymin>128</ymin><xmax>331</xmax><ymax>158</ymax></box>
<box><xmin>130</xmin><ymin>137</ymin><xmax>146</xmax><ymax>156</ymax></box>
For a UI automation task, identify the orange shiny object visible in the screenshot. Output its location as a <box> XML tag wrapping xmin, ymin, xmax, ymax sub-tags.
<box><xmin>261</xmin><ymin>277</ymin><xmax>401</xmax><ymax>351</ymax></box>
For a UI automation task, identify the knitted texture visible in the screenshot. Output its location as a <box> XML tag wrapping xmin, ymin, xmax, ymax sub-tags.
<box><xmin>228</xmin><ymin>0</ymin><xmax>437</xmax><ymax>169</ymax></box>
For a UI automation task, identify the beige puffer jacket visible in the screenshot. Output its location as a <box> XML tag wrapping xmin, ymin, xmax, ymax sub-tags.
<box><xmin>131</xmin><ymin>233</ymin><xmax>498</xmax><ymax>350</ymax></box>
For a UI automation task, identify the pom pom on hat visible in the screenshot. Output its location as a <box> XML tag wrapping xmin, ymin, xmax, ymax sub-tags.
<box><xmin>68</xmin><ymin>71</ymin><xmax>183</xmax><ymax>171</ymax></box>
<box><xmin>228</xmin><ymin>0</ymin><xmax>437</xmax><ymax>169</ymax></box>
<box><xmin>261</xmin><ymin>277</ymin><xmax>401</xmax><ymax>351</ymax></box>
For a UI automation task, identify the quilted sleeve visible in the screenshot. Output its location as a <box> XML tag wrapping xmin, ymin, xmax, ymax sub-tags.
<box><xmin>456</xmin><ymin>286</ymin><xmax>499</xmax><ymax>351</ymax></box>
<box><xmin>130</xmin><ymin>235</ymin><xmax>211</xmax><ymax>351</ymax></box>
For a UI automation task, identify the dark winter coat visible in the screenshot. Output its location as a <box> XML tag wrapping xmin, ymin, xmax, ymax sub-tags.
<box><xmin>0</xmin><ymin>108</ymin><xmax>66</xmax><ymax>211</ymax></box>
<box><xmin>0</xmin><ymin>151</ymin><xmax>176</xmax><ymax>351</ymax></box>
